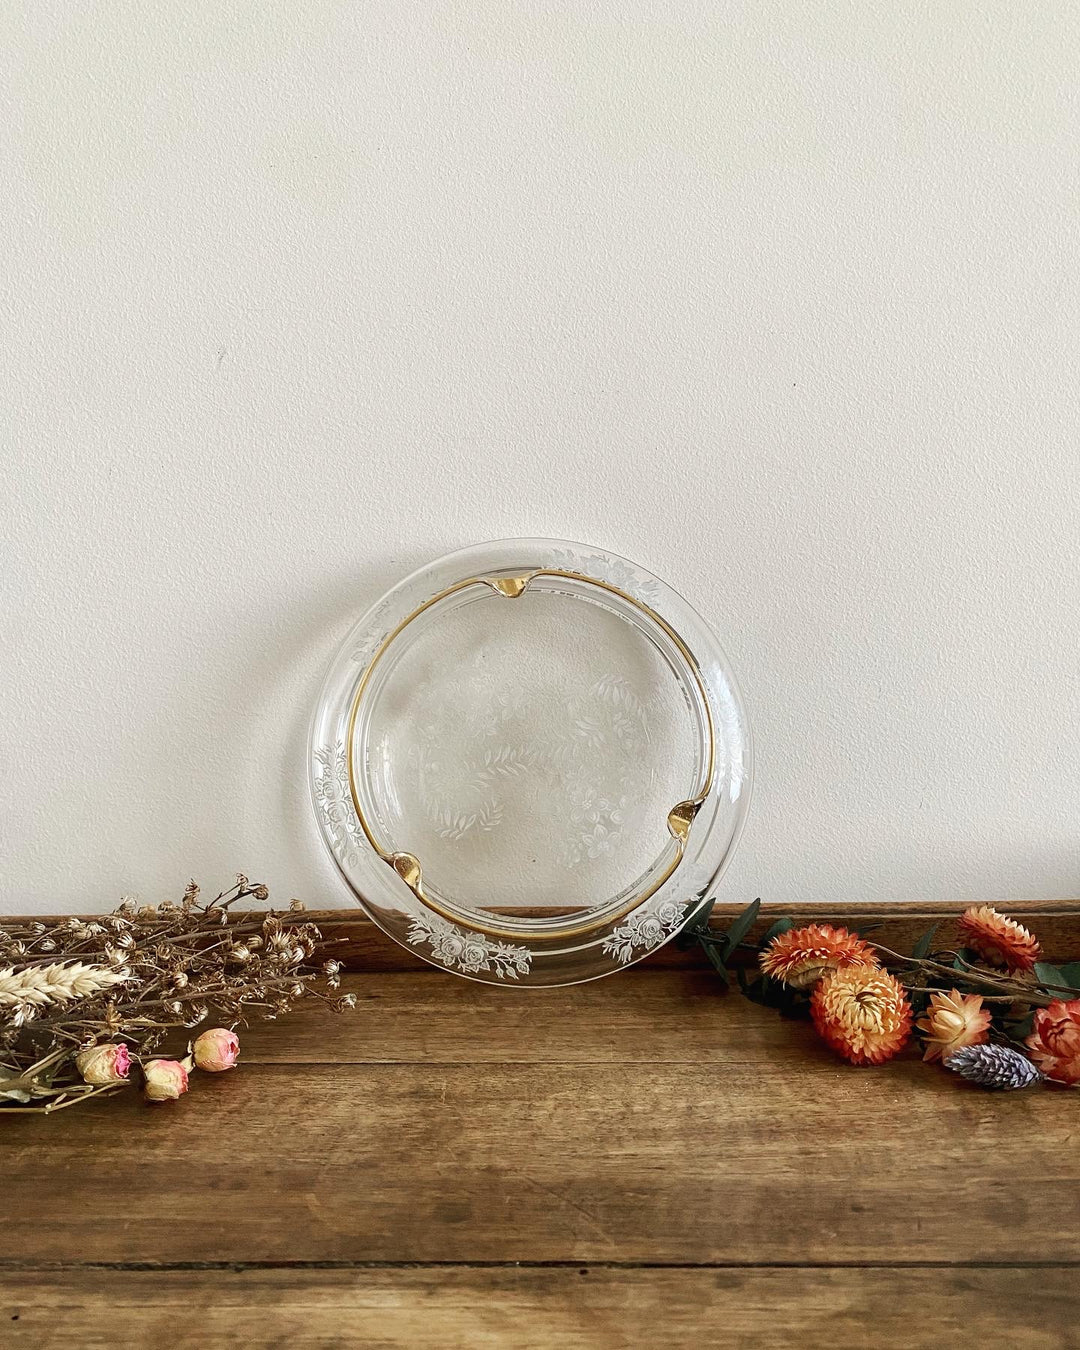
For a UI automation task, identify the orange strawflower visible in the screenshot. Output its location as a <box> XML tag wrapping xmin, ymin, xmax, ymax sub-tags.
<box><xmin>760</xmin><ymin>923</ymin><xmax>878</xmax><ymax>990</ymax></box>
<box><xmin>956</xmin><ymin>905</ymin><xmax>1041</xmax><ymax>972</ymax></box>
<box><xmin>1026</xmin><ymin>998</ymin><xmax>1080</xmax><ymax>1085</ymax></box>
<box><xmin>811</xmin><ymin>965</ymin><xmax>913</xmax><ymax>1065</ymax></box>
<box><xmin>915</xmin><ymin>989</ymin><xmax>992</xmax><ymax>1062</ymax></box>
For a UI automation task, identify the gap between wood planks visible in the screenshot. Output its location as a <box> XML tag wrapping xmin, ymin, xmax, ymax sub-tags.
<box><xmin>2</xmin><ymin>1259</ymin><xmax>1079</xmax><ymax>1271</ymax></box>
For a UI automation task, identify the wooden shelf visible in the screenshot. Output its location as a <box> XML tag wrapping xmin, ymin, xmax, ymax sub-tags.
<box><xmin>1</xmin><ymin>908</ymin><xmax>1077</xmax><ymax>1346</ymax></box>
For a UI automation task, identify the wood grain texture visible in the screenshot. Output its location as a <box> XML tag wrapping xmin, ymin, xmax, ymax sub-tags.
<box><xmin>3</xmin><ymin>919</ymin><xmax>1077</xmax><ymax>1348</ymax></box>
<box><xmin>280</xmin><ymin>901</ymin><xmax>1080</xmax><ymax>970</ymax></box>
<box><xmin>3</xmin><ymin>977</ymin><xmax>1078</xmax><ymax>1270</ymax></box>
<box><xmin>5</xmin><ymin>900</ymin><xmax>1078</xmax><ymax>970</ymax></box>
<box><xmin>1</xmin><ymin>1266</ymin><xmax>1074</xmax><ymax>1350</ymax></box>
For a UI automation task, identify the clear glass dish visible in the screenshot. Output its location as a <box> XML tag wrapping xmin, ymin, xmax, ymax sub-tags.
<box><xmin>309</xmin><ymin>539</ymin><xmax>751</xmax><ymax>986</ymax></box>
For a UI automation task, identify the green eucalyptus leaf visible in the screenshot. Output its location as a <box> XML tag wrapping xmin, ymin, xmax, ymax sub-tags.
<box><xmin>1034</xmin><ymin>962</ymin><xmax>1067</xmax><ymax>995</ymax></box>
<box><xmin>718</xmin><ymin>898</ymin><xmax>761</xmax><ymax>960</ymax></box>
<box><xmin>1055</xmin><ymin>961</ymin><xmax>1080</xmax><ymax>993</ymax></box>
<box><xmin>701</xmin><ymin>940</ymin><xmax>730</xmax><ymax>987</ymax></box>
<box><xmin>1004</xmin><ymin>1012</ymin><xmax>1036</xmax><ymax>1039</ymax></box>
<box><xmin>676</xmin><ymin>897</ymin><xmax>715</xmax><ymax>950</ymax></box>
<box><xmin>911</xmin><ymin>923</ymin><xmax>940</xmax><ymax>961</ymax></box>
<box><xmin>738</xmin><ymin>973</ymin><xmax>774</xmax><ymax>1007</ymax></box>
<box><xmin>693</xmin><ymin>896</ymin><xmax>716</xmax><ymax>925</ymax></box>
<box><xmin>759</xmin><ymin>916</ymin><xmax>795</xmax><ymax>947</ymax></box>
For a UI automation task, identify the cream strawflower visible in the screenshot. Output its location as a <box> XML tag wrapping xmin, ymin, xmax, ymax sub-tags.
<box><xmin>915</xmin><ymin>989</ymin><xmax>992</xmax><ymax>1062</ymax></box>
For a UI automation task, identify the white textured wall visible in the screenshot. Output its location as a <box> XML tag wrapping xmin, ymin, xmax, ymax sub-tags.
<box><xmin>2</xmin><ymin>2</ymin><xmax>1078</xmax><ymax>915</ymax></box>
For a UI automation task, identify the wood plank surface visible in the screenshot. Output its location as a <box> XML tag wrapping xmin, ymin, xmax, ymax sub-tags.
<box><xmin>299</xmin><ymin>900</ymin><xmax>1080</xmax><ymax>970</ymax></box>
<box><xmin>237</xmin><ymin>968</ymin><xmax>828</xmax><ymax>1063</ymax></box>
<box><xmin>11</xmin><ymin>899</ymin><xmax>1077</xmax><ymax>969</ymax></box>
<box><xmin>1</xmin><ymin>1266</ymin><xmax>1075</xmax><ymax>1350</ymax></box>
<box><xmin>3</xmin><ymin>975</ymin><xmax>1077</xmax><ymax>1270</ymax></box>
<box><xmin>3</xmin><ymin>926</ymin><xmax>1077</xmax><ymax>1347</ymax></box>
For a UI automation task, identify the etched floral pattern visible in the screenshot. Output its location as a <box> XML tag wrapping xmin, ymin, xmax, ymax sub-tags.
<box><xmin>601</xmin><ymin>865</ymin><xmax>713</xmax><ymax>964</ymax></box>
<box><xmin>410</xmin><ymin>672</ymin><xmax>651</xmax><ymax>862</ymax></box>
<box><xmin>406</xmin><ymin>912</ymin><xmax>532</xmax><ymax>979</ymax></box>
<box><xmin>546</xmin><ymin>549</ymin><xmax>662</xmax><ymax>607</ymax></box>
<box><xmin>349</xmin><ymin>596</ymin><xmax>400</xmax><ymax>667</ymax></box>
<box><xmin>312</xmin><ymin>743</ymin><xmax>367</xmax><ymax>868</ymax></box>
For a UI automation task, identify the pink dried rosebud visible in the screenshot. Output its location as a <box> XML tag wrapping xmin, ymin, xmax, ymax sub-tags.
<box><xmin>192</xmin><ymin>1027</ymin><xmax>239</xmax><ymax>1072</ymax></box>
<box><xmin>143</xmin><ymin>1058</ymin><xmax>189</xmax><ymax>1102</ymax></box>
<box><xmin>75</xmin><ymin>1043</ymin><xmax>131</xmax><ymax>1086</ymax></box>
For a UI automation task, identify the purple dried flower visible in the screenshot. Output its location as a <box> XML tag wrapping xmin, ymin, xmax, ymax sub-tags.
<box><xmin>944</xmin><ymin>1043</ymin><xmax>1043</xmax><ymax>1090</ymax></box>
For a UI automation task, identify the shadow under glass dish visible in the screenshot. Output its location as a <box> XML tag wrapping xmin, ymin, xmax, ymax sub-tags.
<box><xmin>354</xmin><ymin>579</ymin><xmax>702</xmax><ymax>926</ymax></box>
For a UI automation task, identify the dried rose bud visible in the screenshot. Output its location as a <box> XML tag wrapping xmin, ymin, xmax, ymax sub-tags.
<box><xmin>172</xmin><ymin>972</ymin><xmax>189</xmax><ymax>989</ymax></box>
<box><xmin>76</xmin><ymin>1043</ymin><xmax>132</xmax><ymax>1086</ymax></box>
<box><xmin>143</xmin><ymin>1058</ymin><xmax>189</xmax><ymax>1102</ymax></box>
<box><xmin>323</xmin><ymin>960</ymin><xmax>342</xmax><ymax>977</ymax></box>
<box><xmin>252</xmin><ymin>885</ymin><xmax>269</xmax><ymax>901</ymax></box>
<box><xmin>192</xmin><ymin>1028</ymin><xmax>239</xmax><ymax>1072</ymax></box>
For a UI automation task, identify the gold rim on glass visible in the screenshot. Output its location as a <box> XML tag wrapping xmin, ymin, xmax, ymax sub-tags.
<box><xmin>345</xmin><ymin>569</ymin><xmax>716</xmax><ymax>941</ymax></box>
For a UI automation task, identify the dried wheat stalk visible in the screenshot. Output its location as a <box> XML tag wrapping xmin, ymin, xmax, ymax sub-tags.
<box><xmin>0</xmin><ymin>962</ymin><xmax>130</xmax><ymax>1008</ymax></box>
<box><xmin>0</xmin><ymin>876</ymin><xmax>354</xmax><ymax>1112</ymax></box>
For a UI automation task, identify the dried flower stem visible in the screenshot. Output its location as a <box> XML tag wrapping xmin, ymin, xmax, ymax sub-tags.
<box><xmin>0</xmin><ymin>877</ymin><xmax>354</xmax><ymax>1111</ymax></box>
<box><xmin>869</xmin><ymin>941</ymin><xmax>1067</xmax><ymax>1003</ymax></box>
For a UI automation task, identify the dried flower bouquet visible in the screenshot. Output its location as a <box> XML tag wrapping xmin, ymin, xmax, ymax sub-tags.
<box><xmin>0</xmin><ymin>877</ymin><xmax>353</xmax><ymax>1112</ymax></box>
<box><xmin>686</xmin><ymin>899</ymin><xmax>1080</xmax><ymax>1089</ymax></box>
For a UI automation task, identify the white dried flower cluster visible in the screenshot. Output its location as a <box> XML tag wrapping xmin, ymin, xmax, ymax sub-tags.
<box><xmin>0</xmin><ymin>877</ymin><xmax>354</xmax><ymax>1111</ymax></box>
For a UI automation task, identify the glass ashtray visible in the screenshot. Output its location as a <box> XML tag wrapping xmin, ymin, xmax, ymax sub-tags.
<box><xmin>309</xmin><ymin>539</ymin><xmax>751</xmax><ymax>986</ymax></box>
